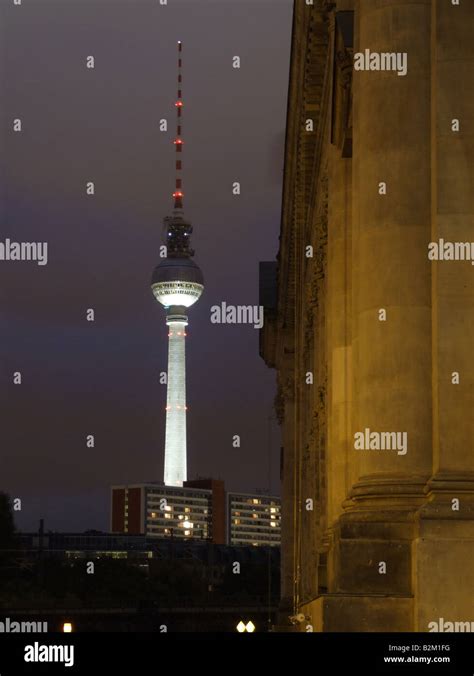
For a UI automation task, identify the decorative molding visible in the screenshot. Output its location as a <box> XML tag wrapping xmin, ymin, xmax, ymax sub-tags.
<box><xmin>275</xmin><ymin>371</ymin><xmax>296</xmax><ymax>424</ymax></box>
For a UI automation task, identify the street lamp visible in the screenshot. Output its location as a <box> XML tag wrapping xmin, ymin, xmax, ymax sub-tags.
<box><xmin>236</xmin><ymin>620</ymin><xmax>255</xmax><ymax>633</ymax></box>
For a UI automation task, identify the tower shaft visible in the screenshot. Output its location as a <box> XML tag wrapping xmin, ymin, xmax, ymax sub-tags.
<box><xmin>164</xmin><ymin>314</ymin><xmax>188</xmax><ymax>486</ymax></box>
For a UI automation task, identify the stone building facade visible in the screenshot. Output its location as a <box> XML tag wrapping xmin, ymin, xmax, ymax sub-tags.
<box><xmin>260</xmin><ymin>0</ymin><xmax>474</xmax><ymax>631</ymax></box>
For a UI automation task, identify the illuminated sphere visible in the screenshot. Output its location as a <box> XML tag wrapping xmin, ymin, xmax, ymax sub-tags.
<box><xmin>151</xmin><ymin>257</ymin><xmax>204</xmax><ymax>308</ymax></box>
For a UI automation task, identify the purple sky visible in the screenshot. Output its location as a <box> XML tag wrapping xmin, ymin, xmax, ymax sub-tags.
<box><xmin>0</xmin><ymin>0</ymin><xmax>293</xmax><ymax>532</ymax></box>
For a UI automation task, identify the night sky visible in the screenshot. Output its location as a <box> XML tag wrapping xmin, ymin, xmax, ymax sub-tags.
<box><xmin>0</xmin><ymin>0</ymin><xmax>293</xmax><ymax>532</ymax></box>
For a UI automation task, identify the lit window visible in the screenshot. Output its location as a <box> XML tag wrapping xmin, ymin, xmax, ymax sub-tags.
<box><xmin>184</xmin><ymin>530</ymin><xmax>190</xmax><ymax>536</ymax></box>
<box><xmin>234</xmin><ymin>519</ymin><xmax>240</xmax><ymax>525</ymax></box>
<box><xmin>151</xmin><ymin>512</ymin><xmax>157</xmax><ymax>518</ymax></box>
<box><xmin>252</xmin><ymin>514</ymin><xmax>258</xmax><ymax>519</ymax></box>
<box><xmin>165</xmin><ymin>513</ymin><xmax>171</xmax><ymax>519</ymax></box>
<box><xmin>164</xmin><ymin>528</ymin><xmax>170</xmax><ymax>534</ymax></box>
<box><xmin>252</xmin><ymin>499</ymin><xmax>260</xmax><ymax>505</ymax></box>
<box><xmin>184</xmin><ymin>507</ymin><xmax>190</xmax><ymax>513</ymax></box>
<box><xmin>270</xmin><ymin>522</ymin><xmax>277</xmax><ymax>527</ymax></box>
<box><xmin>165</xmin><ymin>505</ymin><xmax>172</xmax><ymax>512</ymax></box>
<box><xmin>270</xmin><ymin>508</ymin><xmax>276</xmax><ymax>514</ymax></box>
<box><xmin>178</xmin><ymin>515</ymin><xmax>184</xmax><ymax>520</ymax></box>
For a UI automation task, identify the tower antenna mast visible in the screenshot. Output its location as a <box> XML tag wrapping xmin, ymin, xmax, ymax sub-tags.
<box><xmin>173</xmin><ymin>41</ymin><xmax>184</xmax><ymax>212</ymax></box>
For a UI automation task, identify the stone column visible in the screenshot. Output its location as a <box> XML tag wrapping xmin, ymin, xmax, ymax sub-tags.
<box><xmin>414</xmin><ymin>0</ymin><xmax>474</xmax><ymax>629</ymax></box>
<box><xmin>351</xmin><ymin>0</ymin><xmax>433</xmax><ymax>506</ymax></box>
<box><xmin>327</xmin><ymin>0</ymin><xmax>434</xmax><ymax>612</ymax></box>
<box><xmin>276</xmin><ymin>371</ymin><xmax>297</xmax><ymax>620</ymax></box>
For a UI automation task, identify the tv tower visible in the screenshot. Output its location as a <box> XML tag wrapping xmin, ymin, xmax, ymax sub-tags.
<box><xmin>151</xmin><ymin>41</ymin><xmax>204</xmax><ymax>487</ymax></box>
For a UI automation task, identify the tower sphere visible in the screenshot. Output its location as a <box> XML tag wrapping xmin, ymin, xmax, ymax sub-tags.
<box><xmin>151</xmin><ymin>257</ymin><xmax>204</xmax><ymax>308</ymax></box>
